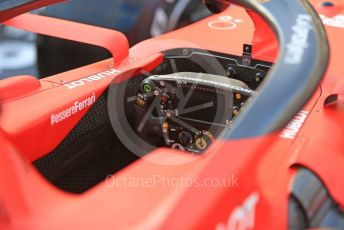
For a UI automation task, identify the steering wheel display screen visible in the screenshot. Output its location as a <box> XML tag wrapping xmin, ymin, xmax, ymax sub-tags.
<box><xmin>177</xmin><ymin>84</ymin><xmax>226</xmax><ymax>123</ymax></box>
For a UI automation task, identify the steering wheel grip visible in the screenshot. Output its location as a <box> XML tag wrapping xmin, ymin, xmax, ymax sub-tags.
<box><xmin>218</xmin><ymin>0</ymin><xmax>330</xmax><ymax>139</ymax></box>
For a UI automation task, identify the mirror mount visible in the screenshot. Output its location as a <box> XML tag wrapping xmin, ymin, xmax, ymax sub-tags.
<box><xmin>0</xmin><ymin>0</ymin><xmax>66</xmax><ymax>22</ymax></box>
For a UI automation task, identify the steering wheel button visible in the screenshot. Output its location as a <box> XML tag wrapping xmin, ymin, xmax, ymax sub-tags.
<box><xmin>136</xmin><ymin>98</ymin><xmax>146</xmax><ymax>107</ymax></box>
<box><xmin>161</xmin><ymin>96</ymin><xmax>168</xmax><ymax>103</ymax></box>
<box><xmin>143</xmin><ymin>84</ymin><xmax>153</xmax><ymax>93</ymax></box>
<box><xmin>195</xmin><ymin>138</ymin><xmax>208</xmax><ymax>150</ymax></box>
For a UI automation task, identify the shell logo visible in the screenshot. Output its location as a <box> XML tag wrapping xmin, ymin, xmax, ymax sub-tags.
<box><xmin>208</xmin><ymin>15</ymin><xmax>244</xmax><ymax>30</ymax></box>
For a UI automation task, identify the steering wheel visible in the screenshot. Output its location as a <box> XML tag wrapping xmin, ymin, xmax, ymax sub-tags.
<box><xmin>132</xmin><ymin>72</ymin><xmax>255</xmax><ymax>153</ymax></box>
<box><xmin>205</xmin><ymin>0</ymin><xmax>329</xmax><ymax>139</ymax></box>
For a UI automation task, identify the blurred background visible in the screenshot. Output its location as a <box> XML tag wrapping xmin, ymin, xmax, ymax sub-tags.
<box><xmin>0</xmin><ymin>0</ymin><xmax>210</xmax><ymax>80</ymax></box>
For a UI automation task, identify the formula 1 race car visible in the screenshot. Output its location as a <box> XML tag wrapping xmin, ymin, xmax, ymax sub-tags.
<box><xmin>0</xmin><ymin>0</ymin><xmax>343</xmax><ymax>229</ymax></box>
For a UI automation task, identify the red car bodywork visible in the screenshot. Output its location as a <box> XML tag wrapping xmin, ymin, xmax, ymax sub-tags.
<box><xmin>0</xmin><ymin>0</ymin><xmax>344</xmax><ymax>229</ymax></box>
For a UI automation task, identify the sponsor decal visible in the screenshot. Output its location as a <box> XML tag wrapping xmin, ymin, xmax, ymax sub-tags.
<box><xmin>64</xmin><ymin>69</ymin><xmax>121</xmax><ymax>89</ymax></box>
<box><xmin>284</xmin><ymin>14</ymin><xmax>312</xmax><ymax>64</ymax></box>
<box><xmin>320</xmin><ymin>14</ymin><xmax>344</xmax><ymax>28</ymax></box>
<box><xmin>216</xmin><ymin>193</ymin><xmax>259</xmax><ymax>230</ymax></box>
<box><xmin>208</xmin><ymin>15</ymin><xmax>243</xmax><ymax>30</ymax></box>
<box><xmin>50</xmin><ymin>92</ymin><xmax>96</xmax><ymax>125</ymax></box>
<box><xmin>280</xmin><ymin>110</ymin><xmax>309</xmax><ymax>140</ymax></box>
